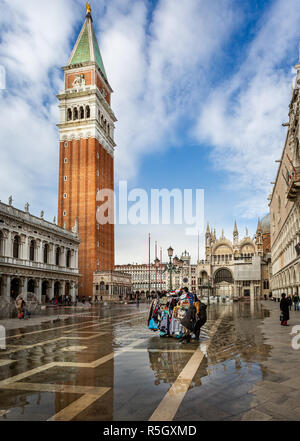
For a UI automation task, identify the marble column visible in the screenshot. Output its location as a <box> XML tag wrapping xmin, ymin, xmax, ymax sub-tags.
<box><xmin>250</xmin><ymin>282</ymin><xmax>254</xmax><ymax>301</ymax></box>
<box><xmin>5</xmin><ymin>275</ymin><xmax>11</xmax><ymax>300</ymax></box>
<box><xmin>49</xmin><ymin>244</ymin><xmax>55</xmax><ymax>265</ymax></box>
<box><xmin>49</xmin><ymin>280</ymin><xmax>55</xmax><ymax>300</ymax></box>
<box><xmin>70</xmin><ymin>282</ymin><xmax>76</xmax><ymax>301</ymax></box>
<box><xmin>60</xmin><ymin>280</ymin><xmax>66</xmax><ymax>297</ymax></box>
<box><xmin>35</xmin><ymin>279</ymin><xmax>42</xmax><ymax>303</ymax></box>
<box><xmin>20</xmin><ymin>234</ymin><xmax>27</xmax><ymax>260</ymax></box>
<box><xmin>20</xmin><ymin>277</ymin><xmax>28</xmax><ymax>297</ymax></box>
<box><xmin>36</xmin><ymin>239</ymin><xmax>42</xmax><ymax>263</ymax></box>
<box><xmin>60</xmin><ymin>247</ymin><xmax>66</xmax><ymax>268</ymax></box>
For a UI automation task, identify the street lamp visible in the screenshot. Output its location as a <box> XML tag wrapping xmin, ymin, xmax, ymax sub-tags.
<box><xmin>164</xmin><ymin>246</ymin><xmax>180</xmax><ymax>291</ymax></box>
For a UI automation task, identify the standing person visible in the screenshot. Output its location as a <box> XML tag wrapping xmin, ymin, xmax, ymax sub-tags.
<box><xmin>193</xmin><ymin>296</ymin><xmax>207</xmax><ymax>341</ymax></box>
<box><xmin>287</xmin><ymin>295</ymin><xmax>292</xmax><ymax>311</ymax></box>
<box><xmin>280</xmin><ymin>293</ymin><xmax>290</xmax><ymax>326</ymax></box>
<box><xmin>293</xmin><ymin>293</ymin><xmax>299</xmax><ymax>311</ymax></box>
<box><xmin>16</xmin><ymin>297</ymin><xmax>24</xmax><ymax>319</ymax></box>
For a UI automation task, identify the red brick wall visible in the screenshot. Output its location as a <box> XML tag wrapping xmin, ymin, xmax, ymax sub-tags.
<box><xmin>263</xmin><ymin>233</ymin><xmax>271</xmax><ymax>254</ymax></box>
<box><xmin>58</xmin><ymin>138</ymin><xmax>114</xmax><ymax>298</ymax></box>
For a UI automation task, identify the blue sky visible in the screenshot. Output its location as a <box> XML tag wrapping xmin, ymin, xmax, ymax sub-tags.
<box><xmin>0</xmin><ymin>0</ymin><xmax>299</xmax><ymax>263</ymax></box>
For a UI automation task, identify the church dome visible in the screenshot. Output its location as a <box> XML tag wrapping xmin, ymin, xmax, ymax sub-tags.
<box><xmin>261</xmin><ymin>213</ymin><xmax>270</xmax><ymax>233</ymax></box>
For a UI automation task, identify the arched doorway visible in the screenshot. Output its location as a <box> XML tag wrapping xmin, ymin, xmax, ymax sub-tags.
<box><xmin>214</xmin><ymin>268</ymin><xmax>234</xmax><ymax>298</ymax></box>
<box><xmin>42</xmin><ymin>281</ymin><xmax>49</xmax><ymax>301</ymax></box>
<box><xmin>10</xmin><ymin>278</ymin><xmax>20</xmax><ymax>299</ymax></box>
<box><xmin>27</xmin><ymin>279</ymin><xmax>35</xmax><ymax>293</ymax></box>
<box><xmin>65</xmin><ymin>282</ymin><xmax>70</xmax><ymax>297</ymax></box>
<box><xmin>54</xmin><ymin>281</ymin><xmax>61</xmax><ymax>298</ymax></box>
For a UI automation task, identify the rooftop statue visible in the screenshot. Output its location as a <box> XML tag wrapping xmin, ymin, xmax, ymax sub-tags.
<box><xmin>86</xmin><ymin>2</ymin><xmax>91</xmax><ymax>14</ymax></box>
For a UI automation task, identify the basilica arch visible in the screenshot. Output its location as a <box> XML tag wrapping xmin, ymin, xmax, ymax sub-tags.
<box><xmin>213</xmin><ymin>268</ymin><xmax>234</xmax><ymax>298</ymax></box>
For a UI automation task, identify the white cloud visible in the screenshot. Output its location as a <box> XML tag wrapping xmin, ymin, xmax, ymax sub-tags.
<box><xmin>0</xmin><ymin>0</ymin><xmax>81</xmax><ymax>216</ymax></box>
<box><xmin>196</xmin><ymin>0</ymin><xmax>300</xmax><ymax>219</ymax></box>
<box><xmin>97</xmin><ymin>0</ymin><xmax>238</xmax><ymax>180</ymax></box>
<box><xmin>1</xmin><ymin>0</ymin><xmax>278</xmax><ymax>262</ymax></box>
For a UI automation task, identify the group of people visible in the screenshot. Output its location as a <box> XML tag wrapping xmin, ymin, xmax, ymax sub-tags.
<box><xmin>280</xmin><ymin>293</ymin><xmax>300</xmax><ymax>326</ymax></box>
<box><xmin>147</xmin><ymin>287</ymin><xmax>207</xmax><ymax>343</ymax></box>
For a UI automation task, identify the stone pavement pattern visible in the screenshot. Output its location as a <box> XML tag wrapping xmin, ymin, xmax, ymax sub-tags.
<box><xmin>0</xmin><ymin>301</ymin><xmax>299</xmax><ymax>421</ymax></box>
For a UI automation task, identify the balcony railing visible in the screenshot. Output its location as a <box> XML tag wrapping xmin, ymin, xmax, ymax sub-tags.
<box><xmin>0</xmin><ymin>256</ymin><xmax>78</xmax><ymax>274</ymax></box>
<box><xmin>287</xmin><ymin>171</ymin><xmax>300</xmax><ymax>201</ymax></box>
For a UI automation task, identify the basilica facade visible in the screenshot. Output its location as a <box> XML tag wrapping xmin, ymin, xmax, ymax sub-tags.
<box><xmin>196</xmin><ymin>217</ymin><xmax>271</xmax><ymax>300</ymax></box>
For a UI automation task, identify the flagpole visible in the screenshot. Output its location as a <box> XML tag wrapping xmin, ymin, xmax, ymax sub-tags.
<box><xmin>148</xmin><ymin>233</ymin><xmax>151</xmax><ymax>299</ymax></box>
<box><xmin>160</xmin><ymin>247</ymin><xmax>163</xmax><ymax>291</ymax></box>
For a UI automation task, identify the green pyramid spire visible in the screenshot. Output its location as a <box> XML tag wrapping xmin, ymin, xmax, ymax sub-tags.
<box><xmin>68</xmin><ymin>9</ymin><xmax>107</xmax><ymax>81</ymax></box>
<box><xmin>70</xmin><ymin>23</ymin><xmax>90</xmax><ymax>65</ymax></box>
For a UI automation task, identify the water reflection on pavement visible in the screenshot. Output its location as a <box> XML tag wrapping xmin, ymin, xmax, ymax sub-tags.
<box><xmin>0</xmin><ymin>302</ymin><xmax>274</xmax><ymax>421</ymax></box>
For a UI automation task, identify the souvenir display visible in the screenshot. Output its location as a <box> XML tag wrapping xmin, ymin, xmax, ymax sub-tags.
<box><xmin>147</xmin><ymin>290</ymin><xmax>207</xmax><ymax>342</ymax></box>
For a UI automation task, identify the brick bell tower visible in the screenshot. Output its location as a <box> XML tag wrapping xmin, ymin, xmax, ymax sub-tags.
<box><xmin>57</xmin><ymin>4</ymin><xmax>116</xmax><ymax>297</ymax></box>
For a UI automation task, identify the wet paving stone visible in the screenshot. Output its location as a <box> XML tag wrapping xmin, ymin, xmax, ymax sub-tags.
<box><xmin>0</xmin><ymin>301</ymin><xmax>299</xmax><ymax>421</ymax></box>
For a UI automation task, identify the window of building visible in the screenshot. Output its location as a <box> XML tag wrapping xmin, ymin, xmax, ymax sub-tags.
<box><xmin>67</xmin><ymin>109</ymin><xmax>72</xmax><ymax>121</ymax></box>
<box><xmin>64</xmin><ymin>158</ymin><xmax>68</xmax><ymax>164</ymax></box>
<box><xmin>66</xmin><ymin>249</ymin><xmax>71</xmax><ymax>268</ymax></box>
<box><xmin>86</xmin><ymin>106</ymin><xmax>90</xmax><ymax>118</ymax></box>
<box><xmin>13</xmin><ymin>235</ymin><xmax>20</xmax><ymax>259</ymax></box>
<box><xmin>64</xmin><ymin>176</ymin><xmax>67</xmax><ymax>181</ymax></box>
<box><xmin>64</xmin><ymin>141</ymin><xmax>68</xmax><ymax>148</ymax></box>
<box><xmin>56</xmin><ymin>247</ymin><xmax>61</xmax><ymax>266</ymax></box>
<box><xmin>63</xmin><ymin>193</ymin><xmax>67</xmax><ymax>199</ymax></box>
<box><xmin>43</xmin><ymin>244</ymin><xmax>49</xmax><ymax>264</ymax></box>
<box><xmin>263</xmin><ymin>280</ymin><xmax>269</xmax><ymax>290</ymax></box>
<box><xmin>80</xmin><ymin>106</ymin><xmax>84</xmax><ymax>119</ymax></box>
<box><xmin>29</xmin><ymin>240</ymin><xmax>35</xmax><ymax>262</ymax></box>
<box><xmin>63</xmin><ymin>211</ymin><xmax>67</xmax><ymax>217</ymax></box>
<box><xmin>73</xmin><ymin>108</ymin><xmax>78</xmax><ymax>120</ymax></box>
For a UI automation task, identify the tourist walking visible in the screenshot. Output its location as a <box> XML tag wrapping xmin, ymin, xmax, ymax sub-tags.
<box><xmin>293</xmin><ymin>293</ymin><xmax>299</xmax><ymax>311</ymax></box>
<box><xmin>280</xmin><ymin>293</ymin><xmax>290</xmax><ymax>326</ymax></box>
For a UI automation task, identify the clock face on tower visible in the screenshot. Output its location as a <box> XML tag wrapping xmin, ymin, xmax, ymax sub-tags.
<box><xmin>183</xmin><ymin>277</ymin><xmax>188</xmax><ymax>283</ymax></box>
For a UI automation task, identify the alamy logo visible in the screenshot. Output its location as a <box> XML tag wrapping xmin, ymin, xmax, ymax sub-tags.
<box><xmin>0</xmin><ymin>325</ymin><xmax>6</xmax><ymax>350</ymax></box>
<box><xmin>0</xmin><ymin>66</ymin><xmax>6</xmax><ymax>90</ymax></box>
<box><xmin>96</xmin><ymin>181</ymin><xmax>204</xmax><ymax>236</ymax></box>
<box><xmin>291</xmin><ymin>325</ymin><xmax>300</xmax><ymax>350</ymax></box>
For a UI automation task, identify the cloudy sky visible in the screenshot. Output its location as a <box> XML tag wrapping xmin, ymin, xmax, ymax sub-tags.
<box><xmin>0</xmin><ymin>0</ymin><xmax>299</xmax><ymax>264</ymax></box>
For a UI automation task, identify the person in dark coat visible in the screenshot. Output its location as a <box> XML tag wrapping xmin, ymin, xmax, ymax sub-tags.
<box><xmin>193</xmin><ymin>300</ymin><xmax>207</xmax><ymax>340</ymax></box>
<box><xmin>287</xmin><ymin>295</ymin><xmax>292</xmax><ymax>311</ymax></box>
<box><xmin>280</xmin><ymin>293</ymin><xmax>290</xmax><ymax>326</ymax></box>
